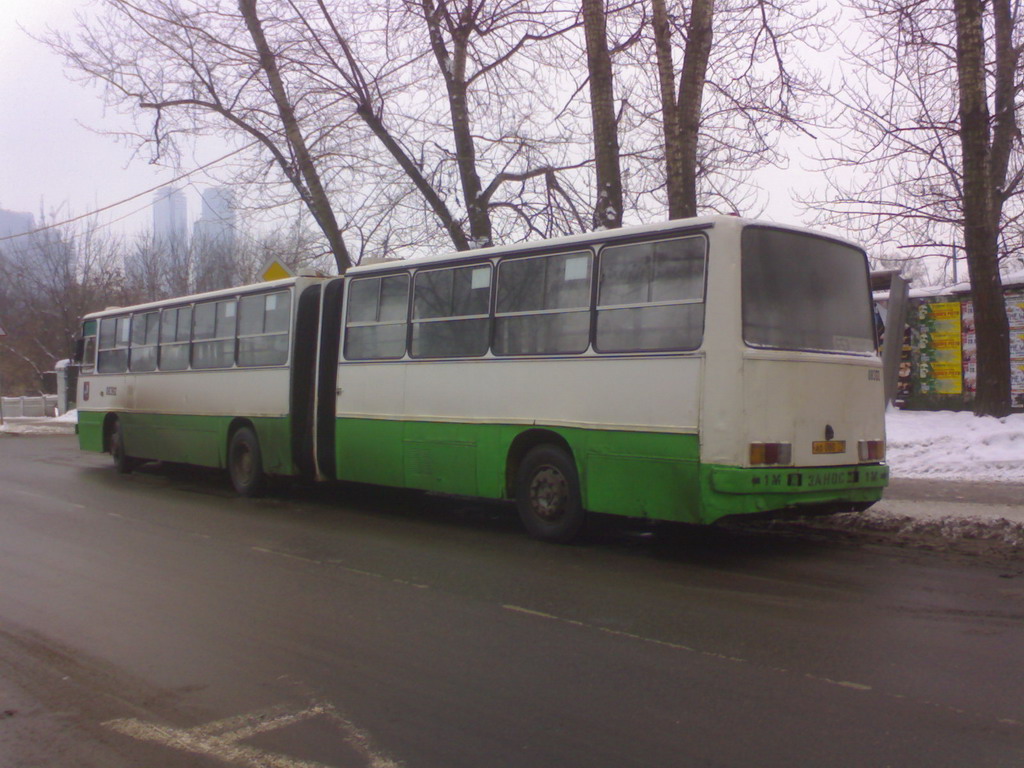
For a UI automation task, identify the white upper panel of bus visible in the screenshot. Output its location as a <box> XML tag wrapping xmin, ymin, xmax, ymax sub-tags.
<box><xmin>82</xmin><ymin>275</ymin><xmax>331</xmax><ymax>321</ymax></box>
<box><xmin>81</xmin><ymin>216</ymin><xmax>865</xmax><ymax>321</ymax></box>
<box><xmin>345</xmin><ymin>216</ymin><xmax>863</xmax><ymax>276</ymax></box>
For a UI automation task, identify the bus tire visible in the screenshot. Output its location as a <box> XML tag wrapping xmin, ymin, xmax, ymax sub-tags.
<box><xmin>110</xmin><ymin>418</ymin><xmax>137</xmax><ymax>474</ymax></box>
<box><xmin>228</xmin><ymin>426</ymin><xmax>267</xmax><ymax>498</ymax></box>
<box><xmin>515</xmin><ymin>445</ymin><xmax>585</xmax><ymax>543</ymax></box>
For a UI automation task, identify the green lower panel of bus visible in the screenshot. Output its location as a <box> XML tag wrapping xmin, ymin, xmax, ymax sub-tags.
<box><xmin>703</xmin><ymin>463</ymin><xmax>888</xmax><ymax>520</ymax></box>
<box><xmin>333</xmin><ymin>417</ymin><xmax>887</xmax><ymax>525</ymax></box>
<box><xmin>77</xmin><ymin>410</ymin><xmax>294</xmax><ymax>475</ymax></box>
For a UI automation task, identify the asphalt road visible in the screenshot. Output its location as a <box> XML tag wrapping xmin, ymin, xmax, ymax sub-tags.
<box><xmin>1</xmin><ymin>434</ymin><xmax>1022</xmax><ymax>767</ymax></box>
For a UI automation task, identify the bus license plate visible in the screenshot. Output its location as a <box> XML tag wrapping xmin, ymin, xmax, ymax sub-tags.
<box><xmin>812</xmin><ymin>440</ymin><xmax>846</xmax><ymax>454</ymax></box>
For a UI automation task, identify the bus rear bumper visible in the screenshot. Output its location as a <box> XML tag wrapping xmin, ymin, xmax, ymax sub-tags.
<box><xmin>702</xmin><ymin>463</ymin><xmax>888</xmax><ymax>522</ymax></box>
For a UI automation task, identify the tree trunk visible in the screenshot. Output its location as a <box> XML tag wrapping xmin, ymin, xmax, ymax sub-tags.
<box><xmin>448</xmin><ymin>75</ymin><xmax>492</xmax><ymax>248</ymax></box>
<box><xmin>581</xmin><ymin>0</ymin><xmax>623</xmax><ymax>230</ymax></box>
<box><xmin>651</xmin><ymin>0</ymin><xmax>684</xmax><ymax>217</ymax></box>
<box><xmin>676</xmin><ymin>0</ymin><xmax>714</xmax><ymax>218</ymax></box>
<box><xmin>355</xmin><ymin>104</ymin><xmax>471</xmax><ymax>252</ymax></box>
<box><xmin>953</xmin><ymin>0</ymin><xmax>1011</xmax><ymax>416</ymax></box>
<box><xmin>239</xmin><ymin>0</ymin><xmax>353</xmax><ymax>273</ymax></box>
<box><xmin>653</xmin><ymin>0</ymin><xmax>713</xmax><ymax>219</ymax></box>
<box><xmin>422</xmin><ymin>0</ymin><xmax>491</xmax><ymax>249</ymax></box>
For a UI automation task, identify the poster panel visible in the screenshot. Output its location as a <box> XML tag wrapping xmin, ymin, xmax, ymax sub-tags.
<box><xmin>917</xmin><ymin>301</ymin><xmax>963</xmax><ymax>395</ymax></box>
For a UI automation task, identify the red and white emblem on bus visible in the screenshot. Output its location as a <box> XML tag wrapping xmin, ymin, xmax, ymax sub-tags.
<box><xmin>83</xmin><ymin>382</ymin><xmax>90</xmax><ymax>402</ymax></box>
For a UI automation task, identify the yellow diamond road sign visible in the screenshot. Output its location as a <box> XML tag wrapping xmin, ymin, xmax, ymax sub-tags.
<box><xmin>260</xmin><ymin>259</ymin><xmax>294</xmax><ymax>282</ymax></box>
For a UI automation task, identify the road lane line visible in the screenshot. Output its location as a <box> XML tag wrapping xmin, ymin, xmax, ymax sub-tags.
<box><xmin>6</xmin><ymin>485</ymin><xmax>88</xmax><ymax>511</ymax></box>
<box><xmin>391</xmin><ymin>579</ymin><xmax>429</xmax><ymax>589</ymax></box>
<box><xmin>501</xmin><ymin>602</ymin><xmax>1023</xmax><ymax>728</ymax></box>
<box><xmin>324</xmin><ymin>560</ymin><xmax>385</xmax><ymax>579</ymax></box>
<box><xmin>805</xmin><ymin>675</ymin><xmax>873</xmax><ymax>692</ymax></box>
<box><xmin>501</xmin><ymin>604</ymin><xmax>887</xmax><ymax>692</ymax></box>
<box><xmin>251</xmin><ymin>546</ymin><xmax>322</xmax><ymax>565</ymax></box>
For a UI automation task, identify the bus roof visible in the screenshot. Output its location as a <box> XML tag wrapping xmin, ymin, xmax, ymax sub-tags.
<box><xmin>344</xmin><ymin>215</ymin><xmax>861</xmax><ymax>276</ymax></box>
<box><xmin>82</xmin><ymin>274</ymin><xmax>332</xmax><ymax>320</ymax></box>
<box><xmin>81</xmin><ymin>217</ymin><xmax>862</xmax><ymax>320</ymax></box>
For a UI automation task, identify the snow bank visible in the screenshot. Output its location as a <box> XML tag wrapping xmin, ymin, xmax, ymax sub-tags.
<box><xmin>886</xmin><ymin>409</ymin><xmax>1024</xmax><ymax>483</ymax></box>
<box><xmin>53</xmin><ymin>408</ymin><xmax>78</xmax><ymax>424</ymax></box>
<box><xmin>796</xmin><ymin>508</ymin><xmax>1024</xmax><ymax>551</ymax></box>
<box><xmin>0</xmin><ymin>409</ymin><xmax>77</xmax><ymax>435</ymax></box>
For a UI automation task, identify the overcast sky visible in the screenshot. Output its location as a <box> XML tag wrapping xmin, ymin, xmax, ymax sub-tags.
<box><xmin>1</xmin><ymin>0</ymin><xmax>818</xmax><ymax>244</ymax></box>
<box><xmin>0</xmin><ymin>0</ymin><xmax>200</xmax><ymax>235</ymax></box>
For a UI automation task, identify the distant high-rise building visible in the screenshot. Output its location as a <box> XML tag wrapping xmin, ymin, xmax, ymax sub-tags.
<box><xmin>192</xmin><ymin>187</ymin><xmax>238</xmax><ymax>292</ymax></box>
<box><xmin>0</xmin><ymin>209</ymin><xmax>35</xmax><ymax>241</ymax></box>
<box><xmin>192</xmin><ymin>187</ymin><xmax>236</xmax><ymax>252</ymax></box>
<box><xmin>152</xmin><ymin>187</ymin><xmax>189</xmax><ymax>253</ymax></box>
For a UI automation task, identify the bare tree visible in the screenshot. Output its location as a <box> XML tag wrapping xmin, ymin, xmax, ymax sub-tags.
<box><xmin>239</xmin><ymin>0</ymin><xmax>352</xmax><ymax>270</ymax></box>
<box><xmin>123</xmin><ymin>232</ymin><xmax>170</xmax><ymax>303</ymax></box>
<box><xmin>49</xmin><ymin>0</ymin><xmax>354</xmax><ymax>272</ymax></box>
<box><xmin>954</xmin><ymin>0</ymin><xmax>1013</xmax><ymax>415</ymax></box>
<box><xmin>292</xmin><ymin>0</ymin><xmax>587</xmax><ymax>248</ymax></box>
<box><xmin>235</xmin><ymin>207</ymin><xmax>337</xmax><ymax>283</ymax></box>
<box><xmin>808</xmin><ymin>0</ymin><xmax>1022</xmax><ymax>416</ymax></box>
<box><xmin>51</xmin><ymin>0</ymin><xmax>828</xmax><ymax>268</ymax></box>
<box><xmin>51</xmin><ymin>0</ymin><xmax>589</xmax><ymax>261</ymax></box>
<box><xmin>618</xmin><ymin>0</ymin><xmax>825</xmax><ymax>219</ymax></box>
<box><xmin>0</xmin><ymin>218</ymin><xmax>128</xmax><ymax>394</ymax></box>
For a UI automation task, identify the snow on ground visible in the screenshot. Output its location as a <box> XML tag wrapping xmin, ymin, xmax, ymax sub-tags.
<box><xmin>0</xmin><ymin>409</ymin><xmax>78</xmax><ymax>435</ymax></box>
<box><xmin>886</xmin><ymin>408</ymin><xmax>1024</xmax><ymax>483</ymax></box>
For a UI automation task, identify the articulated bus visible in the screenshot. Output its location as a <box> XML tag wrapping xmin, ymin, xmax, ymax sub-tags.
<box><xmin>76</xmin><ymin>216</ymin><xmax>888</xmax><ymax>541</ymax></box>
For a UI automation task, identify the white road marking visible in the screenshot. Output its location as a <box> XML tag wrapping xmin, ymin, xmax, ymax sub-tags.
<box><xmin>806</xmin><ymin>675</ymin><xmax>873</xmax><ymax>692</ymax></box>
<box><xmin>502</xmin><ymin>603</ymin><xmax>867</xmax><ymax>684</ymax></box>
<box><xmin>7</xmin><ymin>485</ymin><xmax>87</xmax><ymax>510</ymax></box>
<box><xmin>104</xmin><ymin>702</ymin><xmax>401</xmax><ymax>768</ymax></box>
<box><xmin>251</xmin><ymin>546</ymin><xmax>322</xmax><ymax>565</ymax></box>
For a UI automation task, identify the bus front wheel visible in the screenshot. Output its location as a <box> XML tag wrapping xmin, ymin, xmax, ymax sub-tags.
<box><xmin>515</xmin><ymin>445</ymin><xmax>585</xmax><ymax>543</ymax></box>
<box><xmin>110</xmin><ymin>418</ymin><xmax>137</xmax><ymax>474</ymax></box>
<box><xmin>228</xmin><ymin>426</ymin><xmax>267</xmax><ymax>498</ymax></box>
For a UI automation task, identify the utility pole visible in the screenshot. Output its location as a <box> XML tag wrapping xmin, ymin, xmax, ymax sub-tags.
<box><xmin>0</xmin><ymin>319</ymin><xmax>6</xmax><ymax>427</ymax></box>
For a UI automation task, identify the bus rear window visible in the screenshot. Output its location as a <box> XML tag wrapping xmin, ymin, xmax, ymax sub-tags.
<box><xmin>741</xmin><ymin>228</ymin><xmax>875</xmax><ymax>354</ymax></box>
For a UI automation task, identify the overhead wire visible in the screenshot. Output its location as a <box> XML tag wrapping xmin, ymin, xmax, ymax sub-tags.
<box><xmin>0</xmin><ymin>141</ymin><xmax>258</xmax><ymax>243</ymax></box>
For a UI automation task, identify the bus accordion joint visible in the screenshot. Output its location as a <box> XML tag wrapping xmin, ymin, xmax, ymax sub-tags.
<box><xmin>749</xmin><ymin>442</ymin><xmax>792</xmax><ymax>466</ymax></box>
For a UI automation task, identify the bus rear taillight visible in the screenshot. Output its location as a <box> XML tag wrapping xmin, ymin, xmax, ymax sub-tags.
<box><xmin>858</xmin><ymin>440</ymin><xmax>885</xmax><ymax>462</ymax></box>
<box><xmin>749</xmin><ymin>442</ymin><xmax>792</xmax><ymax>466</ymax></box>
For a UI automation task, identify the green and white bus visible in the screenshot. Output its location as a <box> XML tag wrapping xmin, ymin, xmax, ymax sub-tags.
<box><xmin>77</xmin><ymin>216</ymin><xmax>888</xmax><ymax>541</ymax></box>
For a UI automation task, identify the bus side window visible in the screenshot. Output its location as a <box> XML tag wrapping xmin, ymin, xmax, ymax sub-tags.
<box><xmin>344</xmin><ymin>275</ymin><xmax>410</xmax><ymax>360</ymax></box>
<box><xmin>159</xmin><ymin>306</ymin><xmax>192</xmax><ymax>371</ymax></box>
<box><xmin>595</xmin><ymin>236</ymin><xmax>706</xmax><ymax>353</ymax></box>
<box><xmin>494</xmin><ymin>251</ymin><xmax>592</xmax><ymax>356</ymax></box>
<box><xmin>410</xmin><ymin>265</ymin><xmax>490</xmax><ymax>359</ymax></box>
<box><xmin>97</xmin><ymin>316</ymin><xmax>130</xmax><ymax>373</ymax></box>
<box><xmin>80</xmin><ymin>319</ymin><xmax>98</xmax><ymax>373</ymax></box>
<box><xmin>238</xmin><ymin>291</ymin><xmax>291</xmax><ymax>367</ymax></box>
<box><xmin>129</xmin><ymin>311</ymin><xmax>159</xmax><ymax>372</ymax></box>
<box><xmin>192</xmin><ymin>299</ymin><xmax>237</xmax><ymax>369</ymax></box>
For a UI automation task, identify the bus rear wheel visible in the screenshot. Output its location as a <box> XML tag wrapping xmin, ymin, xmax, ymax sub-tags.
<box><xmin>110</xmin><ymin>418</ymin><xmax>137</xmax><ymax>474</ymax></box>
<box><xmin>515</xmin><ymin>445</ymin><xmax>585</xmax><ymax>543</ymax></box>
<box><xmin>228</xmin><ymin>426</ymin><xmax>267</xmax><ymax>498</ymax></box>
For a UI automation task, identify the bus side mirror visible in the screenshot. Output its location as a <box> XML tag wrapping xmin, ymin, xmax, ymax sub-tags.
<box><xmin>74</xmin><ymin>338</ymin><xmax>84</xmax><ymax>364</ymax></box>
